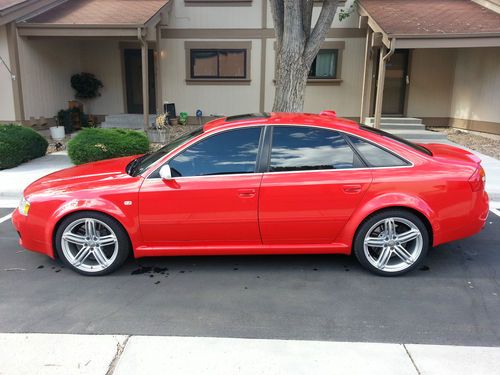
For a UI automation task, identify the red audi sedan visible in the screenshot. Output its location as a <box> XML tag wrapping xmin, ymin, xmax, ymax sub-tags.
<box><xmin>12</xmin><ymin>112</ymin><xmax>489</xmax><ymax>276</ymax></box>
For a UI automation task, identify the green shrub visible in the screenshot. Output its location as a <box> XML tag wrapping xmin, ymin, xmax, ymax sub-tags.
<box><xmin>0</xmin><ymin>124</ymin><xmax>48</xmax><ymax>170</ymax></box>
<box><xmin>68</xmin><ymin>128</ymin><xmax>149</xmax><ymax>165</ymax></box>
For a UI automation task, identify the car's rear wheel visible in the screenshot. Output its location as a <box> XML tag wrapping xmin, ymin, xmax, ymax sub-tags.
<box><xmin>353</xmin><ymin>210</ymin><xmax>429</xmax><ymax>276</ymax></box>
<box><xmin>55</xmin><ymin>211</ymin><xmax>130</xmax><ymax>276</ymax></box>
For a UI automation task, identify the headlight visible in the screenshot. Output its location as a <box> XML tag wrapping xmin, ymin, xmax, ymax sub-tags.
<box><xmin>18</xmin><ymin>197</ymin><xmax>30</xmax><ymax>216</ymax></box>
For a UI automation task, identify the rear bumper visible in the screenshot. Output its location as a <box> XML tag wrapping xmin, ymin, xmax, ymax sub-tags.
<box><xmin>11</xmin><ymin>209</ymin><xmax>54</xmax><ymax>258</ymax></box>
<box><xmin>436</xmin><ymin>191</ymin><xmax>489</xmax><ymax>245</ymax></box>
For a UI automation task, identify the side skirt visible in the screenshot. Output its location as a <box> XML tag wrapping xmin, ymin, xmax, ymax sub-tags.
<box><xmin>134</xmin><ymin>243</ymin><xmax>350</xmax><ymax>258</ymax></box>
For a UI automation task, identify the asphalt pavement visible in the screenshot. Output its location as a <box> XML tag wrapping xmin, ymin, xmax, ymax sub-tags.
<box><xmin>0</xmin><ymin>209</ymin><xmax>499</xmax><ymax>347</ymax></box>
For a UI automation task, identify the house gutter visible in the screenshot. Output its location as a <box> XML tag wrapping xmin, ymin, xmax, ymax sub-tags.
<box><xmin>373</xmin><ymin>38</ymin><xmax>396</xmax><ymax>129</ymax></box>
<box><xmin>137</xmin><ymin>27</ymin><xmax>150</xmax><ymax>131</ymax></box>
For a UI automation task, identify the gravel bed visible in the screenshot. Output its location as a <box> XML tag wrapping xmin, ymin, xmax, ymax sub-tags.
<box><xmin>429</xmin><ymin>128</ymin><xmax>500</xmax><ymax>160</ymax></box>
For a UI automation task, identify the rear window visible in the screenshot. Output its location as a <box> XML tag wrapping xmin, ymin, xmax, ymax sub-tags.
<box><xmin>359</xmin><ymin>125</ymin><xmax>432</xmax><ymax>156</ymax></box>
<box><xmin>347</xmin><ymin>135</ymin><xmax>409</xmax><ymax>167</ymax></box>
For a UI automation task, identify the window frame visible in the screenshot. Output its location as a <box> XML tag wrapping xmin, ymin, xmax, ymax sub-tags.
<box><xmin>308</xmin><ymin>48</ymin><xmax>339</xmax><ymax>80</ymax></box>
<box><xmin>185</xmin><ymin>41</ymin><xmax>252</xmax><ymax>85</ymax></box>
<box><xmin>307</xmin><ymin>41</ymin><xmax>344</xmax><ymax>85</ymax></box>
<box><xmin>266</xmin><ymin>125</ymin><xmax>365</xmax><ymax>173</ymax></box>
<box><xmin>190</xmin><ymin>48</ymin><xmax>247</xmax><ymax>80</ymax></box>
<box><xmin>261</xmin><ymin>125</ymin><xmax>413</xmax><ymax>174</ymax></box>
<box><xmin>148</xmin><ymin>125</ymin><xmax>265</xmax><ymax>179</ymax></box>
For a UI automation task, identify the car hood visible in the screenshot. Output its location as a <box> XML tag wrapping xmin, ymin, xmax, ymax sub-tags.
<box><xmin>24</xmin><ymin>155</ymin><xmax>139</xmax><ymax>196</ymax></box>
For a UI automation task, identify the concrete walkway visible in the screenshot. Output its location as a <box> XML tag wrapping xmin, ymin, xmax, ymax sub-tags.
<box><xmin>0</xmin><ymin>151</ymin><xmax>73</xmax><ymax>207</ymax></box>
<box><xmin>0</xmin><ymin>333</ymin><xmax>499</xmax><ymax>375</ymax></box>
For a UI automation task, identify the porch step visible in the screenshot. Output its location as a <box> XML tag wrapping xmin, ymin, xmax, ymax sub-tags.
<box><xmin>387</xmin><ymin>129</ymin><xmax>447</xmax><ymax>141</ymax></box>
<box><xmin>101</xmin><ymin>114</ymin><xmax>156</xmax><ymax>129</ymax></box>
<box><xmin>380</xmin><ymin>123</ymin><xmax>426</xmax><ymax>131</ymax></box>
<box><xmin>364</xmin><ymin>117</ymin><xmax>423</xmax><ymax>125</ymax></box>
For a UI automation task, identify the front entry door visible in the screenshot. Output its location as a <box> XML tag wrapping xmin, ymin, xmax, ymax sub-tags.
<box><xmin>124</xmin><ymin>49</ymin><xmax>156</xmax><ymax>114</ymax></box>
<box><xmin>138</xmin><ymin>127</ymin><xmax>264</xmax><ymax>246</ymax></box>
<box><xmin>381</xmin><ymin>49</ymin><xmax>409</xmax><ymax>115</ymax></box>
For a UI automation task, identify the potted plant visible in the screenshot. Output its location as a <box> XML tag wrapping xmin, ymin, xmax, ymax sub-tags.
<box><xmin>149</xmin><ymin>113</ymin><xmax>169</xmax><ymax>143</ymax></box>
<box><xmin>70</xmin><ymin>72</ymin><xmax>103</xmax><ymax>118</ymax></box>
<box><xmin>50</xmin><ymin>115</ymin><xmax>65</xmax><ymax>141</ymax></box>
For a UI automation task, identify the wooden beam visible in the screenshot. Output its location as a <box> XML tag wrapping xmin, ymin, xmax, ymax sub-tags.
<box><xmin>371</xmin><ymin>32</ymin><xmax>383</xmax><ymax>48</ymax></box>
<box><xmin>373</xmin><ymin>46</ymin><xmax>387</xmax><ymax>129</ymax></box>
<box><xmin>139</xmin><ymin>29</ymin><xmax>149</xmax><ymax>131</ymax></box>
<box><xmin>155</xmin><ymin>23</ymin><xmax>162</xmax><ymax>114</ymax></box>
<box><xmin>360</xmin><ymin>28</ymin><xmax>373</xmax><ymax>124</ymax></box>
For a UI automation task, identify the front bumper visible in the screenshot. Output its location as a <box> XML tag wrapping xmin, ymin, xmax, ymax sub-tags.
<box><xmin>11</xmin><ymin>209</ymin><xmax>54</xmax><ymax>258</ymax></box>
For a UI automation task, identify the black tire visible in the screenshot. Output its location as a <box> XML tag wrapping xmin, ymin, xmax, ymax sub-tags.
<box><xmin>55</xmin><ymin>211</ymin><xmax>130</xmax><ymax>276</ymax></box>
<box><xmin>353</xmin><ymin>209</ymin><xmax>430</xmax><ymax>276</ymax></box>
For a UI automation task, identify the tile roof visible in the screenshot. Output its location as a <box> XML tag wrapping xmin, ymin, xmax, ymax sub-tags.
<box><xmin>360</xmin><ymin>0</ymin><xmax>500</xmax><ymax>36</ymax></box>
<box><xmin>25</xmin><ymin>0</ymin><xmax>170</xmax><ymax>26</ymax></box>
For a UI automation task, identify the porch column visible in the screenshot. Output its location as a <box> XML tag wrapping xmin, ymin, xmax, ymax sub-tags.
<box><xmin>360</xmin><ymin>27</ymin><xmax>373</xmax><ymax>125</ymax></box>
<box><xmin>139</xmin><ymin>29</ymin><xmax>149</xmax><ymax>131</ymax></box>
<box><xmin>373</xmin><ymin>46</ymin><xmax>387</xmax><ymax>129</ymax></box>
<box><xmin>155</xmin><ymin>23</ymin><xmax>163</xmax><ymax>115</ymax></box>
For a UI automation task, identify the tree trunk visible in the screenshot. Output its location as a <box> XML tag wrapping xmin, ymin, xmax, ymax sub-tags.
<box><xmin>273</xmin><ymin>51</ymin><xmax>310</xmax><ymax>112</ymax></box>
<box><xmin>270</xmin><ymin>0</ymin><xmax>340</xmax><ymax>112</ymax></box>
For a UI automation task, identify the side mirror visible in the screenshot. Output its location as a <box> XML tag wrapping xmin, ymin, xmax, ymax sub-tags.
<box><xmin>159</xmin><ymin>165</ymin><xmax>173</xmax><ymax>180</ymax></box>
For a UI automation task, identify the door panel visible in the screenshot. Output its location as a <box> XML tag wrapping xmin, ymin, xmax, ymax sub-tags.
<box><xmin>124</xmin><ymin>48</ymin><xmax>156</xmax><ymax>114</ymax></box>
<box><xmin>259</xmin><ymin>170</ymin><xmax>372</xmax><ymax>244</ymax></box>
<box><xmin>139</xmin><ymin>175</ymin><xmax>262</xmax><ymax>245</ymax></box>
<box><xmin>382</xmin><ymin>49</ymin><xmax>409</xmax><ymax>115</ymax></box>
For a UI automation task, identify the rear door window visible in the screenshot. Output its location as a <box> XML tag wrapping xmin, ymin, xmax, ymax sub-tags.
<box><xmin>347</xmin><ymin>135</ymin><xmax>410</xmax><ymax>167</ymax></box>
<box><xmin>269</xmin><ymin>126</ymin><xmax>363</xmax><ymax>172</ymax></box>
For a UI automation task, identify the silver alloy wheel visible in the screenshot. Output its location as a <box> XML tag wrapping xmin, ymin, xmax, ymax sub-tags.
<box><xmin>61</xmin><ymin>218</ymin><xmax>119</xmax><ymax>273</ymax></box>
<box><xmin>363</xmin><ymin>217</ymin><xmax>423</xmax><ymax>273</ymax></box>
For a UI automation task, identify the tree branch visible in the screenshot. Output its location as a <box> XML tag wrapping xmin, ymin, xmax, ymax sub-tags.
<box><xmin>269</xmin><ymin>0</ymin><xmax>285</xmax><ymax>47</ymax></box>
<box><xmin>283</xmin><ymin>0</ymin><xmax>304</xmax><ymax>54</ymax></box>
<box><xmin>304</xmin><ymin>0</ymin><xmax>339</xmax><ymax>64</ymax></box>
<box><xmin>301</xmin><ymin>0</ymin><xmax>314</xmax><ymax>40</ymax></box>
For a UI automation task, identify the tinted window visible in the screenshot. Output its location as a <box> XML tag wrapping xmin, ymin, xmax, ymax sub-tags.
<box><xmin>169</xmin><ymin>127</ymin><xmax>261</xmax><ymax>177</ymax></box>
<box><xmin>348</xmin><ymin>135</ymin><xmax>409</xmax><ymax>167</ymax></box>
<box><xmin>359</xmin><ymin>125</ymin><xmax>432</xmax><ymax>156</ymax></box>
<box><xmin>269</xmin><ymin>126</ymin><xmax>362</xmax><ymax>172</ymax></box>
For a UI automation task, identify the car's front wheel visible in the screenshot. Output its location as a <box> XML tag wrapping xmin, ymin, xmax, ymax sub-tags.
<box><xmin>55</xmin><ymin>211</ymin><xmax>130</xmax><ymax>276</ymax></box>
<box><xmin>353</xmin><ymin>210</ymin><xmax>430</xmax><ymax>276</ymax></box>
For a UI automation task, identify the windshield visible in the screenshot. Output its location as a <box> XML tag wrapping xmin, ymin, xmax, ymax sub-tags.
<box><xmin>128</xmin><ymin>127</ymin><xmax>203</xmax><ymax>176</ymax></box>
<box><xmin>359</xmin><ymin>125</ymin><xmax>433</xmax><ymax>156</ymax></box>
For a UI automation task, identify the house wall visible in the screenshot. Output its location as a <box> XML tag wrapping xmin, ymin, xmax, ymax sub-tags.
<box><xmin>449</xmin><ymin>47</ymin><xmax>500</xmax><ymax>130</ymax></box>
<box><xmin>161</xmin><ymin>0</ymin><xmax>365</xmax><ymax>118</ymax></box>
<box><xmin>161</xmin><ymin>38</ymin><xmax>262</xmax><ymax>115</ymax></box>
<box><xmin>406</xmin><ymin>49</ymin><xmax>456</xmax><ymax>121</ymax></box>
<box><xmin>169</xmin><ymin>0</ymin><xmax>263</xmax><ymax>29</ymax></box>
<box><xmin>80</xmin><ymin>40</ymin><xmax>124</xmax><ymax>115</ymax></box>
<box><xmin>0</xmin><ymin>24</ymin><xmax>16</xmax><ymax>122</ymax></box>
<box><xmin>18</xmin><ymin>37</ymin><xmax>82</xmax><ymax>119</ymax></box>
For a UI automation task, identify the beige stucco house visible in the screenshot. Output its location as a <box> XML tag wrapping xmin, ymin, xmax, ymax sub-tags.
<box><xmin>1</xmin><ymin>0</ymin><xmax>500</xmax><ymax>133</ymax></box>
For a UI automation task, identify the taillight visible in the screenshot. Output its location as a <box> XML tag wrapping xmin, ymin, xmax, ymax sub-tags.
<box><xmin>469</xmin><ymin>167</ymin><xmax>486</xmax><ymax>192</ymax></box>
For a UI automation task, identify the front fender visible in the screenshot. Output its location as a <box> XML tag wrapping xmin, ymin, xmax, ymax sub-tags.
<box><xmin>335</xmin><ymin>193</ymin><xmax>440</xmax><ymax>252</ymax></box>
<box><xmin>45</xmin><ymin>198</ymin><xmax>141</xmax><ymax>258</ymax></box>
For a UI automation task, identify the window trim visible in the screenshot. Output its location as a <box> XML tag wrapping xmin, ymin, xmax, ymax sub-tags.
<box><xmin>143</xmin><ymin>124</ymin><xmax>414</xmax><ymax>180</ymax></box>
<box><xmin>307</xmin><ymin>41</ymin><xmax>344</xmax><ymax>85</ymax></box>
<box><xmin>185</xmin><ymin>41</ymin><xmax>252</xmax><ymax>85</ymax></box>
<box><xmin>148</xmin><ymin>126</ymin><xmax>265</xmax><ymax>179</ymax></box>
<box><xmin>262</xmin><ymin>125</ymin><xmax>414</xmax><ymax>175</ymax></box>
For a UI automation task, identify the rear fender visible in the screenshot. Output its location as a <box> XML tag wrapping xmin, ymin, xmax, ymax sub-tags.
<box><xmin>335</xmin><ymin>193</ymin><xmax>439</xmax><ymax>252</ymax></box>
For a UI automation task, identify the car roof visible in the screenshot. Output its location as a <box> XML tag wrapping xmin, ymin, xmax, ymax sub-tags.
<box><xmin>203</xmin><ymin>112</ymin><xmax>361</xmax><ymax>134</ymax></box>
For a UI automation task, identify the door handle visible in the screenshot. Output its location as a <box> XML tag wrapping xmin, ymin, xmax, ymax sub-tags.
<box><xmin>343</xmin><ymin>184</ymin><xmax>362</xmax><ymax>194</ymax></box>
<box><xmin>238</xmin><ymin>189</ymin><xmax>256</xmax><ymax>198</ymax></box>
